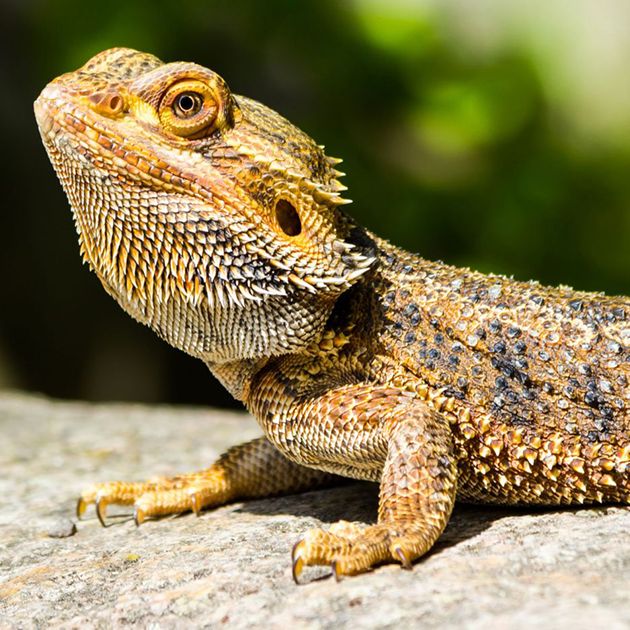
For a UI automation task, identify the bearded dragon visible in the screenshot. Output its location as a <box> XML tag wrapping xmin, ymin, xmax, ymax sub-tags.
<box><xmin>34</xmin><ymin>48</ymin><xmax>630</xmax><ymax>581</ymax></box>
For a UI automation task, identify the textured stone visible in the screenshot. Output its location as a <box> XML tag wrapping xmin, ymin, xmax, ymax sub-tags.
<box><xmin>0</xmin><ymin>392</ymin><xmax>629</xmax><ymax>628</ymax></box>
<box><xmin>44</xmin><ymin>518</ymin><xmax>77</xmax><ymax>539</ymax></box>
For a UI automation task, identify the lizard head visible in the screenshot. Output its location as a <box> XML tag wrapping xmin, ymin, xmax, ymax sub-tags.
<box><xmin>35</xmin><ymin>48</ymin><xmax>374</xmax><ymax>366</ymax></box>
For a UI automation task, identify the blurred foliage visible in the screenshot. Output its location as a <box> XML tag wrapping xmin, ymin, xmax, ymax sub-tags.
<box><xmin>0</xmin><ymin>0</ymin><xmax>628</xmax><ymax>406</ymax></box>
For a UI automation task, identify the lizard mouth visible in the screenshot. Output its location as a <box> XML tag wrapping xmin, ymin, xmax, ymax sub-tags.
<box><xmin>34</xmin><ymin>82</ymin><xmax>220</xmax><ymax>312</ymax></box>
<box><xmin>34</xmin><ymin>90</ymin><xmax>53</xmax><ymax>135</ymax></box>
<box><xmin>36</xmin><ymin>83</ymin><xmax>205</xmax><ymax>197</ymax></box>
<box><xmin>35</xmin><ymin>86</ymin><xmax>80</xmax><ymax>164</ymax></box>
<box><xmin>35</xmin><ymin>87</ymin><xmax>100</xmax><ymax>183</ymax></box>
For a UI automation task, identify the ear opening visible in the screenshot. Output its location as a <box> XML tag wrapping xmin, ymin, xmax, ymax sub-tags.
<box><xmin>275</xmin><ymin>199</ymin><xmax>302</xmax><ymax>236</ymax></box>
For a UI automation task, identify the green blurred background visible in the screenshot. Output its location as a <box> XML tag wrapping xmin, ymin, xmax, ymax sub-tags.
<box><xmin>0</xmin><ymin>0</ymin><xmax>628</xmax><ymax>408</ymax></box>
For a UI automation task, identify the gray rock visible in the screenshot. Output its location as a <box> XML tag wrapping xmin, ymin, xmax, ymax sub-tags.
<box><xmin>0</xmin><ymin>392</ymin><xmax>629</xmax><ymax>629</ymax></box>
<box><xmin>45</xmin><ymin>518</ymin><xmax>77</xmax><ymax>539</ymax></box>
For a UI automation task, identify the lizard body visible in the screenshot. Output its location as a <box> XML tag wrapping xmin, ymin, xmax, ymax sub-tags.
<box><xmin>35</xmin><ymin>48</ymin><xmax>630</xmax><ymax>579</ymax></box>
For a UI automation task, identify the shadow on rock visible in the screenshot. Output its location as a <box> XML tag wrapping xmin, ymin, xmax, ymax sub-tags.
<box><xmin>235</xmin><ymin>482</ymin><xmax>531</xmax><ymax>559</ymax></box>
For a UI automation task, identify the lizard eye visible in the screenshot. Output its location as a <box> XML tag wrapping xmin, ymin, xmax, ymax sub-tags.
<box><xmin>173</xmin><ymin>92</ymin><xmax>203</xmax><ymax>118</ymax></box>
<box><xmin>159</xmin><ymin>80</ymin><xmax>219</xmax><ymax>138</ymax></box>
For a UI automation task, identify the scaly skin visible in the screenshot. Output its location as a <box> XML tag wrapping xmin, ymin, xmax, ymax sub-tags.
<box><xmin>35</xmin><ymin>48</ymin><xmax>630</xmax><ymax>581</ymax></box>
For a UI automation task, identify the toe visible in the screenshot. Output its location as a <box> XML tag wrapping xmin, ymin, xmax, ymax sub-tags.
<box><xmin>290</xmin><ymin>522</ymin><xmax>426</xmax><ymax>580</ymax></box>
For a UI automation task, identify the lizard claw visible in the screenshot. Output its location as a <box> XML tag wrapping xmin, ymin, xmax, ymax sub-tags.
<box><xmin>95</xmin><ymin>496</ymin><xmax>108</xmax><ymax>527</ymax></box>
<box><xmin>76</xmin><ymin>497</ymin><xmax>88</xmax><ymax>520</ymax></box>
<box><xmin>393</xmin><ymin>545</ymin><xmax>413</xmax><ymax>570</ymax></box>
<box><xmin>133</xmin><ymin>505</ymin><xmax>146</xmax><ymax>527</ymax></box>
<box><xmin>291</xmin><ymin>540</ymin><xmax>305</xmax><ymax>584</ymax></box>
<box><xmin>331</xmin><ymin>560</ymin><xmax>343</xmax><ymax>582</ymax></box>
<box><xmin>190</xmin><ymin>492</ymin><xmax>202</xmax><ymax>516</ymax></box>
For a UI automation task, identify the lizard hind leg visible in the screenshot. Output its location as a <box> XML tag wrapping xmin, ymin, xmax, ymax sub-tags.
<box><xmin>76</xmin><ymin>436</ymin><xmax>336</xmax><ymax>526</ymax></box>
<box><xmin>291</xmin><ymin>403</ymin><xmax>458</xmax><ymax>580</ymax></box>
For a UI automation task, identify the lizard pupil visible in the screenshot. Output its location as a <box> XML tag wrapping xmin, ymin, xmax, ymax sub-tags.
<box><xmin>275</xmin><ymin>199</ymin><xmax>302</xmax><ymax>236</ymax></box>
<box><xmin>174</xmin><ymin>92</ymin><xmax>202</xmax><ymax>117</ymax></box>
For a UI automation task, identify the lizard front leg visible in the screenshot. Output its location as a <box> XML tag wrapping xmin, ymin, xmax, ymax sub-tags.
<box><xmin>77</xmin><ymin>436</ymin><xmax>337</xmax><ymax>525</ymax></box>
<box><xmin>250</xmin><ymin>380</ymin><xmax>458</xmax><ymax>580</ymax></box>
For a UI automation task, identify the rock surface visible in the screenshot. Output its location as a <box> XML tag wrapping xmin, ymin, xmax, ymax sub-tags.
<box><xmin>0</xmin><ymin>392</ymin><xmax>629</xmax><ymax>629</ymax></box>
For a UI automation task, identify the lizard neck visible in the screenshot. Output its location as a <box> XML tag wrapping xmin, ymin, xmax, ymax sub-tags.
<box><xmin>206</xmin><ymin>358</ymin><xmax>270</xmax><ymax>401</ymax></box>
<box><xmin>205</xmin><ymin>225</ymin><xmax>380</xmax><ymax>402</ymax></box>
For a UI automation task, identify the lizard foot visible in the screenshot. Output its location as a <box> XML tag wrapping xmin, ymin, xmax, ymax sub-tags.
<box><xmin>291</xmin><ymin>520</ymin><xmax>424</xmax><ymax>582</ymax></box>
<box><xmin>76</xmin><ymin>470</ymin><xmax>229</xmax><ymax>526</ymax></box>
<box><xmin>74</xmin><ymin>438</ymin><xmax>336</xmax><ymax>529</ymax></box>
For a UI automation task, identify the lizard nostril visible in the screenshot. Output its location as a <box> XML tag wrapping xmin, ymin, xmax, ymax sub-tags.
<box><xmin>87</xmin><ymin>91</ymin><xmax>125</xmax><ymax>117</ymax></box>
<box><xmin>108</xmin><ymin>94</ymin><xmax>123</xmax><ymax>113</ymax></box>
<box><xmin>275</xmin><ymin>199</ymin><xmax>302</xmax><ymax>237</ymax></box>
